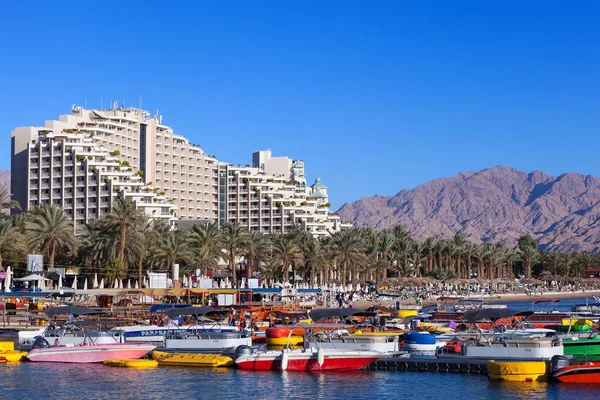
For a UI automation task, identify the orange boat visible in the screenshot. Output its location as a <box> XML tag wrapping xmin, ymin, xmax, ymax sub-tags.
<box><xmin>554</xmin><ymin>360</ymin><xmax>600</xmax><ymax>383</ymax></box>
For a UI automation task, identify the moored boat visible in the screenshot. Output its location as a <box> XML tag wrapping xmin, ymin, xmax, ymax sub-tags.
<box><xmin>26</xmin><ymin>337</ymin><xmax>155</xmax><ymax>363</ymax></box>
<box><xmin>552</xmin><ymin>355</ymin><xmax>600</xmax><ymax>383</ymax></box>
<box><xmin>234</xmin><ymin>345</ymin><xmax>382</xmax><ymax>371</ymax></box>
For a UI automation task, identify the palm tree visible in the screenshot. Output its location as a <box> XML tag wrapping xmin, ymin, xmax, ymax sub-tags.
<box><xmin>133</xmin><ymin>218</ymin><xmax>166</xmax><ymax>289</ymax></box>
<box><xmin>377</xmin><ymin>230</ymin><xmax>396</xmax><ymax>281</ymax></box>
<box><xmin>332</xmin><ymin>230</ymin><xmax>365</xmax><ymax>285</ymax></box>
<box><xmin>423</xmin><ymin>237</ymin><xmax>439</xmax><ymax>274</ymax></box>
<box><xmin>0</xmin><ymin>219</ymin><xmax>20</xmax><ymax>270</ymax></box>
<box><xmin>319</xmin><ymin>236</ymin><xmax>335</xmax><ymax>284</ymax></box>
<box><xmin>452</xmin><ymin>235</ymin><xmax>468</xmax><ymax>279</ymax></box>
<box><xmin>150</xmin><ymin>231</ymin><xmax>193</xmax><ymax>286</ymax></box>
<box><xmin>520</xmin><ymin>246</ymin><xmax>540</xmax><ymax>279</ymax></box>
<box><xmin>189</xmin><ymin>222</ymin><xmax>224</xmax><ymax>277</ymax></box>
<box><xmin>26</xmin><ymin>205</ymin><xmax>77</xmax><ymax>270</ymax></box>
<box><xmin>271</xmin><ymin>234</ymin><xmax>302</xmax><ymax>283</ymax></box>
<box><xmin>242</xmin><ymin>232</ymin><xmax>271</xmax><ymax>280</ymax></box>
<box><xmin>221</xmin><ymin>222</ymin><xmax>250</xmax><ymax>285</ymax></box>
<box><xmin>0</xmin><ymin>186</ymin><xmax>20</xmax><ymax>218</ymax></box>
<box><xmin>102</xmin><ymin>198</ymin><xmax>145</xmax><ymax>265</ymax></box>
<box><xmin>300</xmin><ymin>235</ymin><xmax>324</xmax><ymax>287</ymax></box>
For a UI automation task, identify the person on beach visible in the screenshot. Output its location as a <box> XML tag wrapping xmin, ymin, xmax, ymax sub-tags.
<box><xmin>379</xmin><ymin>315</ymin><xmax>386</xmax><ymax>332</ymax></box>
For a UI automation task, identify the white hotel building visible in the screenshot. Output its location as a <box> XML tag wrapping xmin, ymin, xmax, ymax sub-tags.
<box><xmin>11</xmin><ymin>105</ymin><xmax>351</xmax><ymax>235</ymax></box>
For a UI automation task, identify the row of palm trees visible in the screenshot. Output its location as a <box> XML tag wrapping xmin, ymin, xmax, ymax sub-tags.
<box><xmin>1</xmin><ymin>187</ymin><xmax>599</xmax><ymax>287</ymax></box>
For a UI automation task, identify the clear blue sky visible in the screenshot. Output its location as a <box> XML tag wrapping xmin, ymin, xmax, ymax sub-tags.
<box><xmin>1</xmin><ymin>1</ymin><xmax>599</xmax><ymax>209</ymax></box>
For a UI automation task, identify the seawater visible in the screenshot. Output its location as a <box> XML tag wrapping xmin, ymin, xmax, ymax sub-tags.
<box><xmin>3</xmin><ymin>297</ymin><xmax>600</xmax><ymax>399</ymax></box>
<box><xmin>2</xmin><ymin>362</ymin><xmax>600</xmax><ymax>400</ymax></box>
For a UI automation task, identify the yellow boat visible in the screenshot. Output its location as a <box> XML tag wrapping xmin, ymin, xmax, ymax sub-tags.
<box><xmin>266</xmin><ymin>336</ymin><xmax>304</xmax><ymax>346</ymax></box>
<box><xmin>0</xmin><ymin>351</ymin><xmax>27</xmax><ymax>362</ymax></box>
<box><xmin>152</xmin><ymin>351</ymin><xmax>234</xmax><ymax>368</ymax></box>
<box><xmin>103</xmin><ymin>359</ymin><xmax>158</xmax><ymax>368</ymax></box>
<box><xmin>395</xmin><ymin>309</ymin><xmax>418</xmax><ymax>318</ymax></box>
<box><xmin>487</xmin><ymin>360</ymin><xmax>549</xmax><ymax>381</ymax></box>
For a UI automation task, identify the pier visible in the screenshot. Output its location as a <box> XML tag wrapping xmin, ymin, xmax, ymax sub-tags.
<box><xmin>372</xmin><ymin>356</ymin><xmax>489</xmax><ymax>375</ymax></box>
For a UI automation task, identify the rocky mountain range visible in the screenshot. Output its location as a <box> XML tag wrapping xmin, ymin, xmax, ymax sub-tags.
<box><xmin>337</xmin><ymin>166</ymin><xmax>600</xmax><ymax>253</ymax></box>
<box><xmin>0</xmin><ymin>170</ymin><xmax>9</xmax><ymax>191</ymax></box>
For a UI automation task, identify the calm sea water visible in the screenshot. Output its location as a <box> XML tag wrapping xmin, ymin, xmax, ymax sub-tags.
<box><xmin>2</xmin><ymin>362</ymin><xmax>600</xmax><ymax>400</ymax></box>
<box><xmin>2</xmin><ymin>297</ymin><xmax>600</xmax><ymax>399</ymax></box>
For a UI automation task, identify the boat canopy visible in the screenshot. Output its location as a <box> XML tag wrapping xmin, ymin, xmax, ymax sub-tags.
<box><xmin>149</xmin><ymin>304</ymin><xmax>192</xmax><ymax>313</ymax></box>
<box><xmin>463</xmin><ymin>308</ymin><xmax>534</xmax><ymax>323</ymax></box>
<box><xmin>165</xmin><ymin>306</ymin><xmax>227</xmax><ymax>319</ymax></box>
<box><xmin>533</xmin><ymin>298</ymin><xmax>560</xmax><ymax>304</ymax></box>
<box><xmin>45</xmin><ymin>306</ymin><xmax>105</xmax><ymax>318</ymax></box>
<box><xmin>309</xmin><ymin>308</ymin><xmax>376</xmax><ymax>321</ymax></box>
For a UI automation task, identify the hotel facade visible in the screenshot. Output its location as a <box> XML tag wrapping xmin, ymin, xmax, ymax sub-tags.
<box><xmin>11</xmin><ymin>104</ymin><xmax>351</xmax><ymax>235</ymax></box>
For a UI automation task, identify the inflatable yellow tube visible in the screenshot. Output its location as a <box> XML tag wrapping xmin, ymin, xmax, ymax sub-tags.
<box><xmin>152</xmin><ymin>351</ymin><xmax>234</xmax><ymax>368</ymax></box>
<box><xmin>487</xmin><ymin>361</ymin><xmax>549</xmax><ymax>381</ymax></box>
<box><xmin>0</xmin><ymin>351</ymin><xmax>27</xmax><ymax>362</ymax></box>
<box><xmin>396</xmin><ymin>309</ymin><xmax>418</xmax><ymax>318</ymax></box>
<box><xmin>103</xmin><ymin>359</ymin><xmax>158</xmax><ymax>368</ymax></box>
<box><xmin>0</xmin><ymin>342</ymin><xmax>15</xmax><ymax>351</ymax></box>
<box><xmin>266</xmin><ymin>336</ymin><xmax>304</xmax><ymax>346</ymax></box>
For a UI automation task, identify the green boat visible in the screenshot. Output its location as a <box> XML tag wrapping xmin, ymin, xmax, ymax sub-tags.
<box><xmin>563</xmin><ymin>335</ymin><xmax>600</xmax><ymax>361</ymax></box>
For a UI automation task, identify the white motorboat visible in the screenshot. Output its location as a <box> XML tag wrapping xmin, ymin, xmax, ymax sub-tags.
<box><xmin>158</xmin><ymin>307</ymin><xmax>252</xmax><ymax>352</ymax></box>
<box><xmin>19</xmin><ymin>306</ymin><xmax>124</xmax><ymax>349</ymax></box>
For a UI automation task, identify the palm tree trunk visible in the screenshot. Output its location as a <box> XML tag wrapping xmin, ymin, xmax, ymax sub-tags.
<box><xmin>119</xmin><ymin>223</ymin><xmax>126</xmax><ymax>264</ymax></box>
<box><xmin>467</xmin><ymin>255</ymin><xmax>472</xmax><ymax>279</ymax></box>
<box><xmin>247</xmin><ymin>257</ymin><xmax>253</xmax><ymax>281</ymax></box>
<box><xmin>231</xmin><ymin>248</ymin><xmax>237</xmax><ymax>285</ymax></box>
<box><xmin>138</xmin><ymin>255</ymin><xmax>143</xmax><ymax>290</ymax></box>
<box><xmin>456</xmin><ymin>250</ymin><xmax>462</xmax><ymax>279</ymax></box>
<box><xmin>49</xmin><ymin>240</ymin><xmax>56</xmax><ymax>270</ymax></box>
<box><xmin>342</xmin><ymin>261</ymin><xmax>348</xmax><ymax>286</ymax></box>
<box><xmin>311</xmin><ymin>263</ymin><xmax>316</xmax><ymax>287</ymax></box>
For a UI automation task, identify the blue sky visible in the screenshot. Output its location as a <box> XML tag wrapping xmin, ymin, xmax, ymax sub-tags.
<box><xmin>1</xmin><ymin>1</ymin><xmax>599</xmax><ymax>209</ymax></box>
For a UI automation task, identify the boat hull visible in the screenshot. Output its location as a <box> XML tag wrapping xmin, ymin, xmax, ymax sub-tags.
<box><xmin>26</xmin><ymin>344</ymin><xmax>155</xmax><ymax>363</ymax></box>
<box><xmin>235</xmin><ymin>350</ymin><xmax>381</xmax><ymax>371</ymax></box>
<box><xmin>554</xmin><ymin>362</ymin><xmax>600</xmax><ymax>383</ymax></box>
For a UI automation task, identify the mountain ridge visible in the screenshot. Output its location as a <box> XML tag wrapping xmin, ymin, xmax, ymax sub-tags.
<box><xmin>337</xmin><ymin>165</ymin><xmax>600</xmax><ymax>252</ymax></box>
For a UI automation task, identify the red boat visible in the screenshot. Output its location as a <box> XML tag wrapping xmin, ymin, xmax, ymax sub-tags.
<box><xmin>554</xmin><ymin>361</ymin><xmax>600</xmax><ymax>383</ymax></box>
<box><xmin>235</xmin><ymin>347</ymin><xmax>381</xmax><ymax>371</ymax></box>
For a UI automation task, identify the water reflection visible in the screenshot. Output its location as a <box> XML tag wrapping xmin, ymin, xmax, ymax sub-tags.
<box><xmin>2</xmin><ymin>363</ymin><xmax>599</xmax><ymax>400</ymax></box>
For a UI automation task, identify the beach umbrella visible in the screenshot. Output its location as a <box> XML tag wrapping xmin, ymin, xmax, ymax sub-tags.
<box><xmin>3</xmin><ymin>266</ymin><xmax>10</xmax><ymax>292</ymax></box>
<box><xmin>93</xmin><ymin>273</ymin><xmax>98</xmax><ymax>289</ymax></box>
<box><xmin>135</xmin><ymin>280</ymin><xmax>139</xmax><ymax>289</ymax></box>
<box><xmin>119</xmin><ymin>279</ymin><xmax>124</xmax><ymax>289</ymax></box>
<box><xmin>72</xmin><ymin>275</ymin><xmax>78</xmax><ymax>290</ymax></box>
<box><xmin>99</xmin><ymin>278</ymin><xmax>104</xmax><ymax>289</ymax></box>
<box><xmin>83</xmin><ymin>278</ymin><xmax>88</xmax><ymax>291</ymax></box>
<box><xmin>113</xmin><ymin>279</ymin><xmax>118</xmax><ymax>289</ymax></box>
<box><xmin>127</xmin><ymin>279</ymin><xmax>131</xmax><ymax>289</ymax></box>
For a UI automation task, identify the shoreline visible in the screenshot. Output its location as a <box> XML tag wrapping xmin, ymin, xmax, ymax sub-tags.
<box><xmin>354</xmin><ymin>289</ymin><xmax>600</xmax><ymax>310</ymax></box>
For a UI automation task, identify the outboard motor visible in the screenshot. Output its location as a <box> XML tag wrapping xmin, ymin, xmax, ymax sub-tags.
<box><xmin>32</xmin><ymin>336</ymin><xmax>51</xmax><ymax>349</ymax></box>
<box><xmin>235</xmin><ymin>345</ymin><xmax>253</xmax><ymax>360</ymax></box>
<box><xmin>551</xmin><ymin>355</ymin><xmax>572</xmax><ymax>372</ymax></box>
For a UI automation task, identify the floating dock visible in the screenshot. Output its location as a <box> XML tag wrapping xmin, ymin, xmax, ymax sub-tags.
<box><xmin>372</xmin><ymin>356</ymin><xmax>489</xmax><ymax>375</ymax></box>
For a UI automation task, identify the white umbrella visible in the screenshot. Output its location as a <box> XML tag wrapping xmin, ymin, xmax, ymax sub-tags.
<box><xmin>93</xmin><ymin>273</ymin><xmax>98</xmax><ymax>289</ymax></box>
<box><xmin>113</xmin><ymin>279</ymin><xmax>118</xmax><ymax>289</ymax></box>
<box><xmin>99</xmin><ymin>278</ymin><xmax>104</xmax><ymax>289</ymax></box>
<box><xmin>127</xmin><ymin>279</ymin><xmax>131</xmax><ymax>289</ymax></box>
<box><xmin>356</xmin><ymin>283</ymin><xmax>361</xmax><ymax>292</ymax></box>
<box><xmin>58</xmin><ymin>273</ymin><xmax>62</xmax><ymax>290</ymax></box>
<box><xmin>3</xmin><ymin>266</ymin><xmax>11</xmax><ymax>292</ymax></box>
<box><xmin>135</xmin><ymin>280</ymin><xmax>139</xmax><ymax>289</ymax></box>
<box><xmin>71</xmin><ymin>275</ymin><xmax>78</xmax><ymax>290</ymax></box>
<box><xmin>83</xmin><ymin>278</ymin><xmax>88</xmax><ymax>291</ymax></box>
<box><xmin>119</xmin><ymin>279</ymin><xmax>124</xmax><ymax>289</ymax></box>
